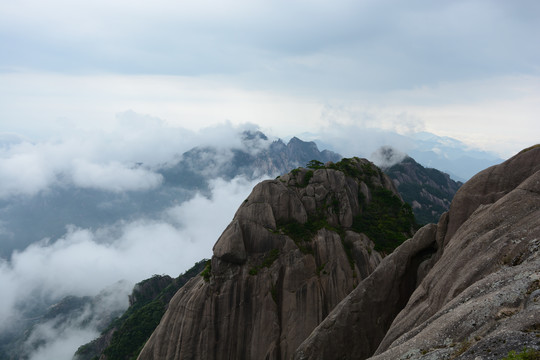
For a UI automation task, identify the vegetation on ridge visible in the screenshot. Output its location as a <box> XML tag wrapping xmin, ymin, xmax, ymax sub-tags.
<box><xmin>352</xmin><ymin>187</ymin><xmax>417</xmax><ymax>253</ymax></box>
<box><xmin>502</xmin><ymin>347</ymin><xmax>540</xmax><ymax>360</ymax></box>
<box><xmin>75</xmin><ymin>260</ymin><xmax>207</xmax><ymax>360</ymax></box>
<box><xmin>282</xmin><ymin>158</ymin><xmax>418</xmax><ymax>255</ymax></box>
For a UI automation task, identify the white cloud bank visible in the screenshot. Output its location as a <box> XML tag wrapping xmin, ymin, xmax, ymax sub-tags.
<box><xmin>0</xmin><ymin>175</ymin><xmax>262</xmax><ymax>360</ymax></box>
<box><xmin>0</xmin><ymin>115</ymin><xmax>269</xmax><ymax>199</ymax></box>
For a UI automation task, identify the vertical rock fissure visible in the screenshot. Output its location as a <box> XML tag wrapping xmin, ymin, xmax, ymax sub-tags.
<box><xmin>275</xmin><ymin>266</ymin><xmax>285</xmax><ymax>360</ymax></box>
<box><xmin>397</xmin><ymin>244</ymin><xmax>438</xmax><ymax>312</ymax></box>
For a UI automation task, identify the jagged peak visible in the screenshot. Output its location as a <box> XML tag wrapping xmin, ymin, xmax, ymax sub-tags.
<box><xmin>240</xmin><ymin>130</ymin><xmax>268</xmax><ymax>141</ymax></box>
<box><xmin>136</xmin><ymin>156</ymin><xmax>419</xmax><ymax>360</ymax></box>
<box><xmin>212</xmin><ymin>157</ymin><xmax>416</xmax><ymax>265</ymax></box>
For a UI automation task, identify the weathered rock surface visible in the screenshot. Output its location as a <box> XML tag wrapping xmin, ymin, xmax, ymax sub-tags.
<box><xmin>138</xmin><ymin>158</ymin><xmax>414</xmax><ymax>360</ymax></box>
<box><xmin>294</xmin><ymin>223</ymin><xmax>440</xmax><ymax>360</ymax></box>
<box><xmin>294</xmin><ymin>145</ymin><xmax>540</xmax><ymax>359</ymax></box>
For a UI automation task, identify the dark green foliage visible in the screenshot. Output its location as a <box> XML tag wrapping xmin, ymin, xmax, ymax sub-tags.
<box><xmin>328</xmin><ymin>158</ymin><xmax>362</xmax><ymax>178</ymax></box>
<box><xmin>278</xmin><ymin>214</ymin><xmax>346</xmax><ymax>255</ymax></box>
<box><xmin>397</xmin><ymin>182</ymin><xmax>449</xmax><ymax>225</ymax></box>
<box><xmin>278</xmin><ymin>218</ymin><xmax>316</xmax><ymax>254</ymax></box>
<box><xmin>270</xmin><ymin>283</ymin><xmax>278</xmax><ymax>304</ymax></box>
<box><xmin>103</xmin><ymin>301</ymin><xmax>164</xmax><ymax>360</ymax></box>
<box><xmin>201</xmin><ymin>260</ymin><xmax>212</xmax><ymax>282</ymax></box>
<box><xmin>280</xmin><ymin>157</ymin><xmax>419</xmax><ymax>256</ymax></box>
<box><xmin>249</xmin><ymin>249</ymin><xmax>280</xmax><ymax>275</ymax></box>
<box><xmin>289</xmin><ymin>168</ymin><xmax>313</xmax><ymax>188</ymax></box>
<box><xmin>306</xmin><ymin>159</ymin><xmax>325</xmax><ymax>169</ymax></box>
<box><xmin>352</xmin><ymin>188</ymin><xmax>418</xmax><ymax>253</ymax></box>
<box><xmin>502</xmin><ymin>348</ymin><xmax>540</xmax><ymax>360</ymax></box>
<box><xmin>385</xmin><ymin>156</ymin><xmax>462</xmax><ymax>224</ymax></box>
<box><xmin>76</xmin><ymin>260</ymin><xmax>207</xmax><ymax>360</ymax></box>
<box><xmin>358</xmin><ymin>191</ymin><xmax>366</xmax><ymax>205</ymax></box>
<box><xmin>278</xmin><ymin>219</ymin><xmax>316</xmax><ymax>244</ymax></box>
<box><xmin>361</xmin><ymin>163</ymin><xmax>378</xmax><ymax>177</ymax></box>
<box><xmin>518</xmin><ymin>144</ymin><xmax>540</xmax><ymax>155</ymax></box>
<box><xmin>341</xmin><ymin>239</ymin><xmax>355</xmax><ymax>269</ymax></box>
<box><xmin>302</xmin><ymin>170</ymin><xmax>314</xmax><ymax>187</ymax></box>
<box><xmin>315</xmin><ymin>263</ymin><xmax>326</xmax><ymax>276</ymax></box>
<box><xmin>261</xmin><ymin>248</ymin><xmax>280</xmax><ymax>268</ymax></box>
<box><xmin>331</xmin><ymin>196</ymin><xmax>340</xmax><ymax>214</ymax></box>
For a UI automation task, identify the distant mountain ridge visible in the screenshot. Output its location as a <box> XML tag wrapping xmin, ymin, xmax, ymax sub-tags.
<box><xmin>161</xmin><ymin>132</ymin><xmax>341</xmax><ymax>191</ymax></box>
<box><xmin>383</xmin><ymin>155</ymin><xmax>462</xmax><ymax>224</ymax></box>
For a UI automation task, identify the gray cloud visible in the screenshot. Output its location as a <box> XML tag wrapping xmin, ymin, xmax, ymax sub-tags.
<box><xmin>1</xmin><ymin>1</ymin><xmax>538</xmax><ymax>92</ymax></box>
<box><xmin>71</xmin><ymin>160</ymin><xmax>163</xmax><ymax>192</ymax></box>
<box><xmin>26</xmin><ymin>320</ymin><xmax>100</xmax><ymax>360</ymax></box>
<box><xmin>0</xmin><ymin>174</ymin><xmax>260</xmax><ymax>320</ymax></box>
<box><xmin>0</xmin><ymin>114</ymin><xmax>267</xmax><ymax>199</ymax></box>
<box><xmin>314</xmin><ymin>121</ymin><xmax>417</xmax><ymax>160</ymax></box>
<box><xmin>370</xmin><ymin>146</ymin><xmax>408</xmax><ymax>168</ymax></box>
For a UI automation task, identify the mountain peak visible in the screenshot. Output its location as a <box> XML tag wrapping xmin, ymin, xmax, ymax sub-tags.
<box><xmin>241</xmin><ymin>130</ymin><xmax>268</xmax><ymax>141</ymax></box>
<box><xmin>138</xmin><ymin>158</ymin><xmax>417</xmax><ymax>360</ymax></box>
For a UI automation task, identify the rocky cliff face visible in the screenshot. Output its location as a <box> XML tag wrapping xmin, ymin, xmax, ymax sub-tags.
<box><xmin>138</xmin><ymin>158</ymin><xmax>416</xmax><ymax>360</ymax></box>
<box><xmin>137</xmin><ymin>146</ymin><xmax>539</xmax><ymax>360</ymax></box>
<box><xmin>295</xmin><ymin>145</ymin><xmax>540</xmax><ymax>359</ymax></box>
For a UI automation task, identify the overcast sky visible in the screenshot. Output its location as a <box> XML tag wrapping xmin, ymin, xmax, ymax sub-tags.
<box><xmin>0</xmin><ymin>3</ymin><xmax>539</xmax><ymax>356</ymax></box>
<box><xmin>0</xmin><ymin>0</ymin><xmax>538</xmax><ymax>157</ymax></box>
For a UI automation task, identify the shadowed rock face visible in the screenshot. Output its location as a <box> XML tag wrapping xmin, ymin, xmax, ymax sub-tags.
<box><xmin>294</xmin><ymin>223</ymin><xmax>440</xmax><ymax>360</ymax></box>
<box><xmin>138</xmin><ymin>158</ymin><xmax>414</xmax><ymax>360</ymax></box>
<box><xmin>294</xmin><ymin>146</ymin><xmax>540</xmax><ymax>360</ymax></box>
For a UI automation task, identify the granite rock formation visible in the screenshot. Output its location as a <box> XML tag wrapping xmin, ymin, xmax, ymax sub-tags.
<box><xmin>295</xmin><ymin>145</ymin><xmax>540</xmax><ymax>359</ymax></box>
<box><xmin>138</xmin><ymin>146</ymin><xmax>539</xmax><ymax>360</ymax></box>
<box><xmin>137</xmin><ymin>158</ymin><xmax>416</xmax><ymax>360</ymax></box>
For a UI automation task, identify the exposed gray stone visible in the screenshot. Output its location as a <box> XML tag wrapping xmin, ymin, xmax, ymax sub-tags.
<box><xmin>138</xmin><ymin>158</ymin><xmax>398</xmax><ymax>360</ymax></box>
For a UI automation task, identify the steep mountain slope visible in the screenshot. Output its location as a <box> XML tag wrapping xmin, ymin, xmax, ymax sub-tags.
<box><xmin>384</xmin><ymin>155</ymin><xmax>462</xmax><ymax>224</ymax></box>
<box><xmin>137</xmin><ymin>158</ymin><xmax>417</xmax><ymax>360</ymax></box>
<box><xmin>74</xmin><ymin>260</ymin><xmax>207</xmax><ymax>360</ymax></box>
<box><xmin>295</xmin><ymin>145</ymin><xmax>540</xmax><ymax>359</ymax></box>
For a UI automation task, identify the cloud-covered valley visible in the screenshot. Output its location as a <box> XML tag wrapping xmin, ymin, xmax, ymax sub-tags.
<box><xmin>0</xmin><ymin>174</ymin><xmax>262</xmax><ymax>358</ymax></box>
<box><xmin>0</xmin><ymin>112</ymin><xmax>506</xmax><ymax>359</ymax></box>
<box><xmin>0</xmin><ymin>112</ymin><xmax>267</xmax><ymax>199</ymax></box>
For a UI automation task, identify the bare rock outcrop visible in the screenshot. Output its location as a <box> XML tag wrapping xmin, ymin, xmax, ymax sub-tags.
<box><xmin>444</xmin><ymin>144</ymin><xmax>540</xmax><ymax>244</ymax></box>
<box><xmin>294</xmin><ymin>145</ymin><xmax>540</xmax><ymax>359</ymax></box>
<box><xmin>138</xmin><ymin>158</ymin><xmax>415</xmax><ymax>360</ymax></box>
<box><xmin>294</xmin><ymin>223</ymin><xmax>439</xmax><ymax>360</ymax></box>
